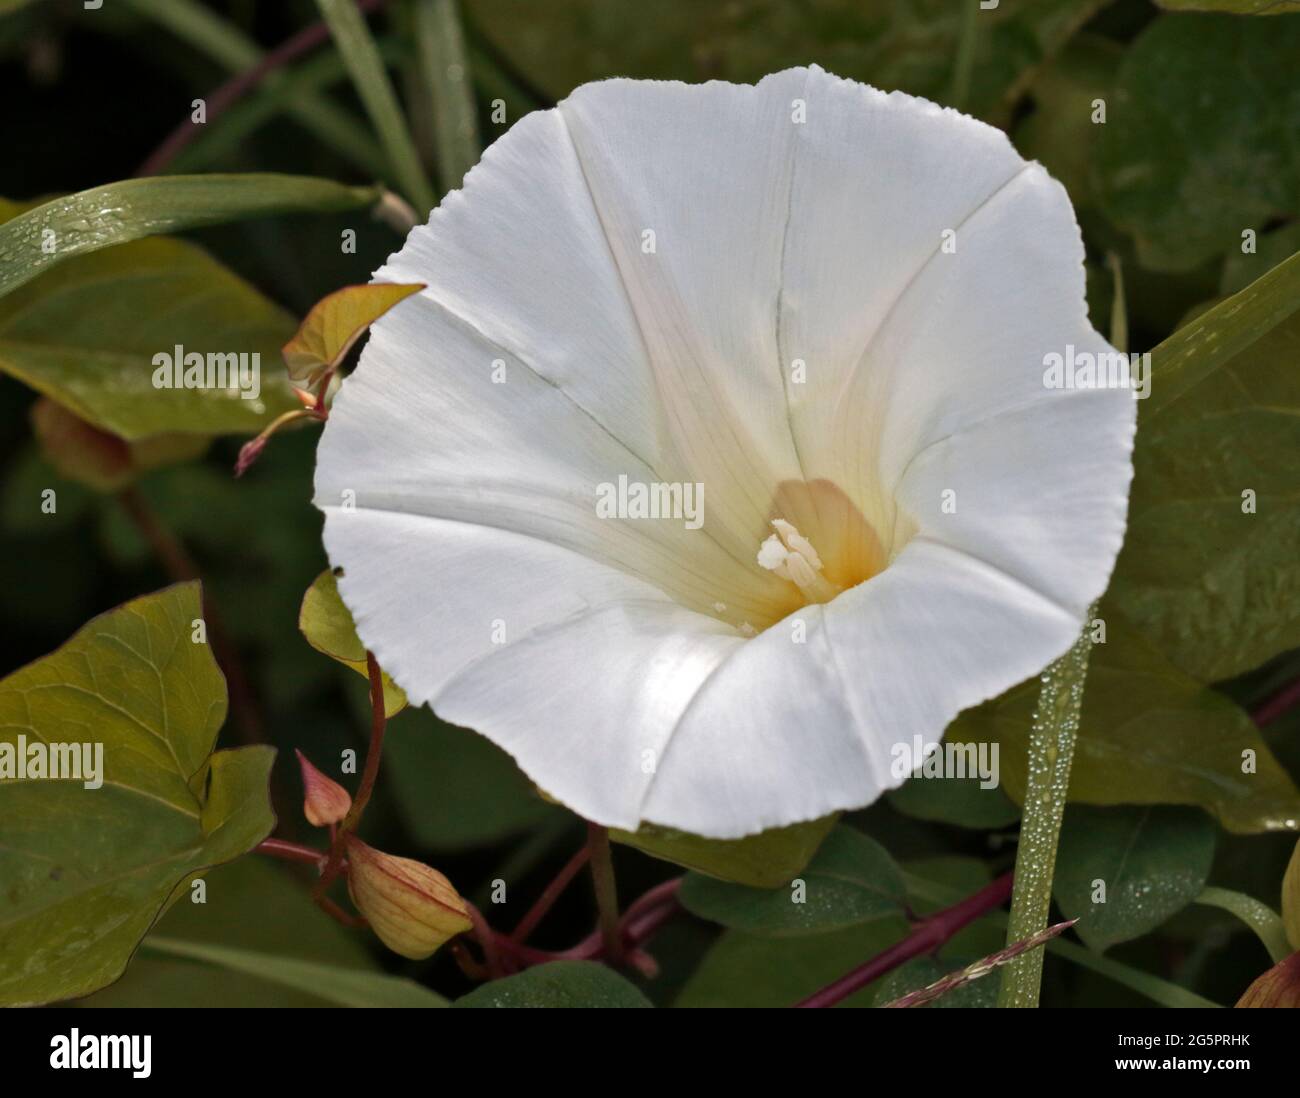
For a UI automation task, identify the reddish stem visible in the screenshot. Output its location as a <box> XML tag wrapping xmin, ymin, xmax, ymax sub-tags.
<box><xmin>136</xmin><ymin>0</ymin><xmax>391</xmax><ymax>176</ymax></box>
<box><xmin>509</xmin><ymin>844</ymin><xmax>591</xmax><ymax>944</ymax></box>
<box><xmin>347</xmin><ymin>652</ymin><xmax>388</xmax><ymax>825</ymax></box>
<box><xmin>256</xmin><ymin>837</ymin><xmax>326</xmax><ymax>867</ymax></box>
<box><xmin>318</xmin><ymin>896</ymin><xmax>368</xmax><ymax>929</ymax></box>
<box><xmin>315</xmin><ymin>651</ymin><xmax>387</xmax><ymax>901</ymax></box>
<box><xmin>465</xmin><ymin>902</ymin><xmax>507</xmax><ymax>978</ymax></box>
<box><xmin>458</xmin><ymin>874</ymin><xmax>686</xmax><ymax>978</ymax></box>
<box><xmin>796</xmin><ymin>872</ymin><xmax>1014</xmax><ymax>1008</ymax></box>
<box><xmin>1253</xmin><ymin>675</ymin><xmax>1300</xmax><ymax>727</ymax></box>
<box><xmin>621</xmin><ymin>878</ymin><xmax>683</xmax><ymax>945</ymax></box>
<box><xmin>117</xmin><ymin>487</ymin><xmax>263</xmax><ymax>745</ymax></box>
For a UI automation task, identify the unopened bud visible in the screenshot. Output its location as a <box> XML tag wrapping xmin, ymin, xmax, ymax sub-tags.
<box><xmin>1235</xmin><ymin>952</ymin><xmax>1300</xmax><ymax>1008</ymax></box>
<box><xmin>345</xmin><ymin>836</ymin><xmax>472</xmax><ymax>959</ymax></box>
<box><xmin>295</xmin><ymin>749</ymin><xmax>351</xmax><ymax>827</ymax></box>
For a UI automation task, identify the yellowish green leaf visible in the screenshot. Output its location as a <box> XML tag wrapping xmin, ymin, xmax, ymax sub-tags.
<box><xmin>299</xmin><ymin>569</ymin><xmax>407</xmax><ymax>716</ymax></box>
<box><xmin>0</xmin><ymin>582</ymin><xmax>276</xmax><ymax>1006</ymax></box>
<box><xmin>612</xmin><ymin>814</ymin><xmax>836</xmax><ymax>888</ymax></box>
<box><xmin>283</xmin><ymin>282</ymin><xmax>425</xmax><ymax>384</ymax></box>
<box><xmin>0</xmin><ymin>198</ymin><xmax>300</xmax><ymax>442</ymax></box>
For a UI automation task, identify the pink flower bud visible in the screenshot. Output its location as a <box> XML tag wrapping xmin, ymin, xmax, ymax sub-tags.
<box><xmin>295</xmin><ymin>749</ymin><xmax>351</xmax><ymax>827</ymax></box>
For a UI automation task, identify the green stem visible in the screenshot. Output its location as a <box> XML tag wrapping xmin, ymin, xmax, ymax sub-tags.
<box><xmin>997</xmin><ymin>606</ymin><xmax>1097</xmax><ymax>1007</ymax></box>
<box><xmin>316</xmin><ymin>0</ymin><xmax>438</xmax><ymax>214</ymax></box>
<box><xmin>1195</xmin><ymin>887</ymin><xmax>1292</xmax><ymax>964</ymax></box>
<box><xmin>586</xmin><ymin>824</ymin><xmax>625</xmax><ymax>966</ymax></box>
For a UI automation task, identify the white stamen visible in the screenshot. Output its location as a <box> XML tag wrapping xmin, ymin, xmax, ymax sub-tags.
<box><xmin>756</xmin><ymin>519</ymin><xmax>842</xmax><ymax>603</ymax></box>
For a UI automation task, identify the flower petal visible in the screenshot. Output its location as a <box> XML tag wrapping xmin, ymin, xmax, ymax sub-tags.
<box><xmin>558</xmin><ymin>69</ymin><xmax>817</xmax><ymax>540</ymax></box>
<box><xmin>640</xmin><ymin>540</ymin><xmax>1081</xmax><ymax>837</ymax></box>
<box><xmin>315</xmin><ymin>285</ymin><xmax>789</xmax><ymax>625</ymax></box>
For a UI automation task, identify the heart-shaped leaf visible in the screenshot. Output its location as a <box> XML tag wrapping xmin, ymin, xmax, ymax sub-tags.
<box><xmin>1096</xmin><ymin>14</ymin><xmax>1300</xmax><ymax>271</ymax></box>
<box><xmin>1053</xmin><ymin>806</ymin><xmax>1216</xmax><ymax>951</ymax></box>
<box><xmin>0</xmin><ymin>582</ymin><xmax>276</xmax><ymax>1006</ymax></box>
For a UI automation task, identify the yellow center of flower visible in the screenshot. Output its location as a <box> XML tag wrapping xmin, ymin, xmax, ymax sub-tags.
<box><xmin>714</xmin><ymin>478</ymin><xmax>903</xmax><ymax>634</ymax></box>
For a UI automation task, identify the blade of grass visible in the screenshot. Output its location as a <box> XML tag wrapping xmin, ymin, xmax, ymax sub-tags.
<box><xmin>468</xmin><ymin>42</ymin><xmax>544</xmax><ymax>123</ymax></box>
<box><xmin>316</xmin><ymin>0</ymin><xmax>437</xmax><ymax>214</ymax></box>
<box><xmin>170</xmin><ymin>43</ymin><xmax>402</xmax><ymax>174</ymax></box>
<box><xmin>140</xmin><ymin>937</ymin><xmax>448</xmax><ymax>1007</ymax></box>
<box><xmin>902</xmin><ymin>871</ymin><xmax>1222</xmax><ymax>1008</ymax></box>
<box><xmin>1147</xmin><ymin>248</ymin><xmax>1300</xmax><ymax>416</ymax></box>
<box><xmin>0</xmin><ymin>175</ymin><xmax>383</xmax><ymax>298</ymax></box>
<box><xmin>412</xmin><ymin>0</ymin><xmax>481</xmax><ymax>192</ymax></box>
<box><xmin>1196</xmin><ymin>887</ymin><xmax>1292</xmax><ymax>964</ymax></box>
<box><xmin>948</xmin><ymin>0</ymin><xmax>979</xmax><ymax>111</ymax></box>
<box><xmin>121</xmin><ymin>0</ymin><xmax>383</xmax><ymax>177</ymax></box>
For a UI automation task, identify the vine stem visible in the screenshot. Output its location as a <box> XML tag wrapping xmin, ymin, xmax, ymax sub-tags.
<box><xmin>256</xmin><ymin>837</ymin><xmax>326</xmax><ymax>866</ymax></box>
<box><xmin>116</xmin><ymin>486</ymin><xmax>263</xmax><ymax>744</ymax></box>
<box><xmin>345</xmin><ymin>652</ymin><xmax>388</xmax><ymax>826</ymax></box>
<box><xmin>586</xmin><ymin>824</ymin><xmax>625</xmax><ymax>966</ymax></box>
<box><xmin>137</xmin><ymin>0</ymin><xmax>391</xmax><ymax>176</ymax></box>
<box><xmin>314</xmin><ymin>650</ymin><xmax>386</xmax><ymax>901</ymax></box>
<box><xmin>509</xmin><ymin>843</ymin><xmax>590</xmax><ymax>943</ymax></box>
<box><xmin>1253</xmin><ymin>674</ymin><xmax>1300</xmax><ymax>727</ymax></box>
<box><xmin>997</xmin><ymin>605</ymin><xmax>1098</xmax><ymax>1007</ymax></box>
<box><xmin>797</xmin><ymin>872</ymin><xmax>1013</xmax><ymax>1008</ymax></box>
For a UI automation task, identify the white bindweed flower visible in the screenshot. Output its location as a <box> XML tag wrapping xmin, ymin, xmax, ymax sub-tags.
<box><xmin>314</xmin><ymin>66</ymin><xmax>1136</xmax><ymax>839</ymax></box>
